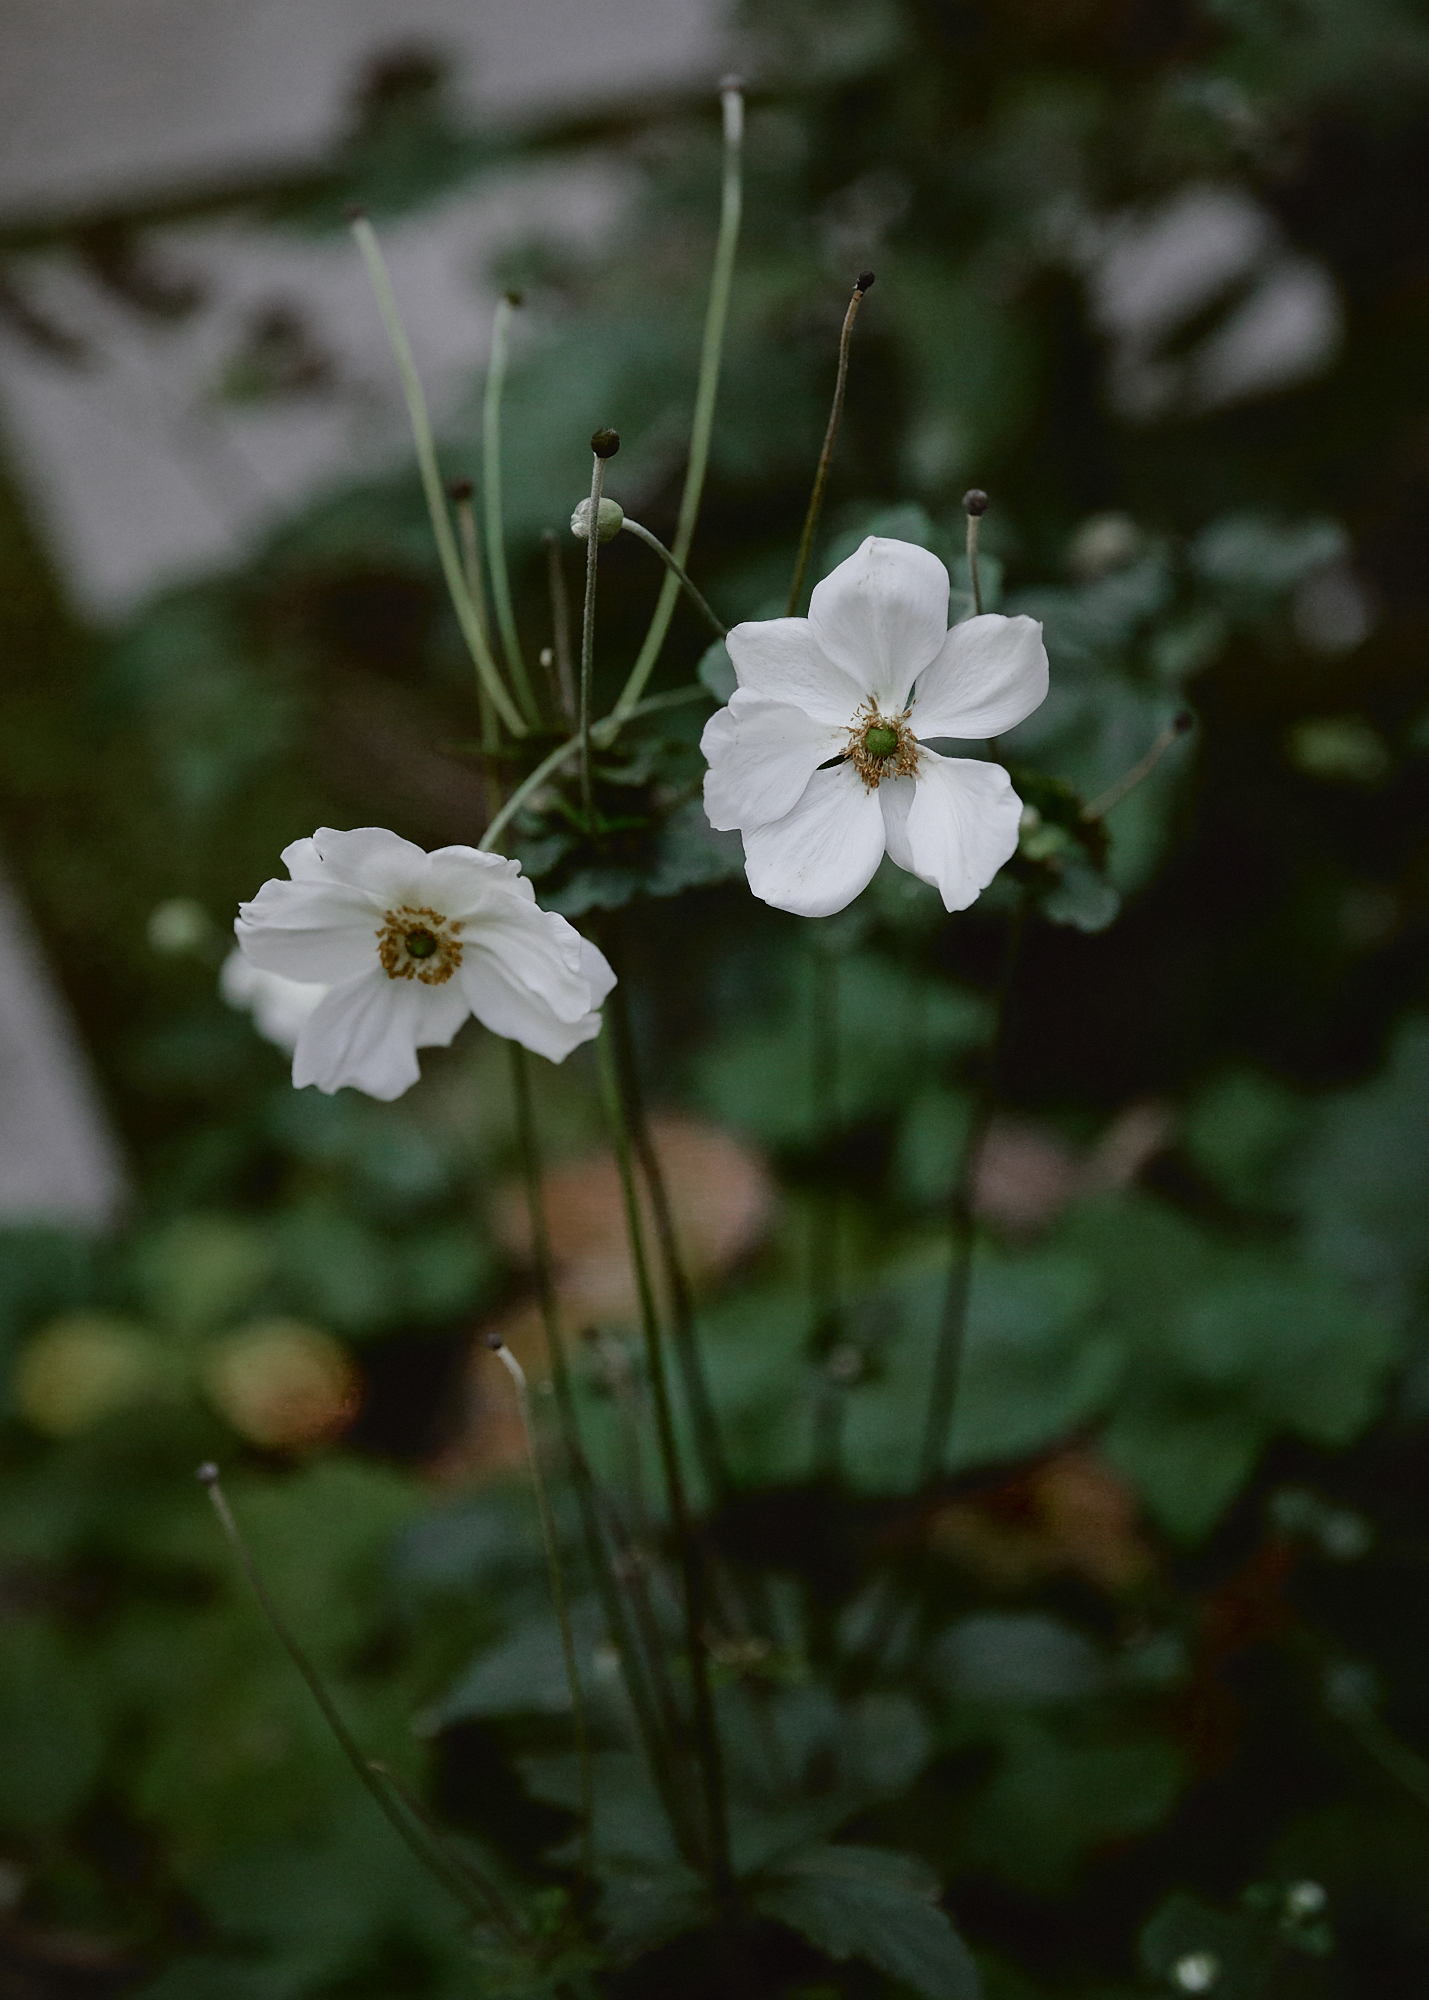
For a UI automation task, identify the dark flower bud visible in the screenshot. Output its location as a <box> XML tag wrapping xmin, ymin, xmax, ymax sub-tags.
<box><xmin>447</xmin><ymin>477</ymin><xmax>474</xmax><ymax>501</ymax></box>
<box><xmin>590</xmin><ymin>427</ymin><xmax>621</xmax><ymax>459</ymax></box>
<box><xmin>962</xmin><ymin>489</ymin><xmax>989</xmax><ymax>517</ymax></box>
<box><xmin>856</xmin><ymin>270</ymin><xmax>876</xmax><ymax>293</ymax></box>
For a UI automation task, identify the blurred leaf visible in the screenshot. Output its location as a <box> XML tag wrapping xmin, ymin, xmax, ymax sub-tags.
<box><xmin>751</xmin><ymin>1844</ymin><xmax>982</xmax><ymax>2000</ymax></box>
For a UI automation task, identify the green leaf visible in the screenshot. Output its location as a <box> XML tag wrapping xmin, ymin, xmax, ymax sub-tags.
<box><xmin>752</xmin><ymin>1845</ymin><xmax>981</xmax><ymax>2000</ymax></box>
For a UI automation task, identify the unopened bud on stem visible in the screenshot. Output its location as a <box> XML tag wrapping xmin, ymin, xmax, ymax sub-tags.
<box><xmin>571</xmin><ymin>496</ymin><xmax>624</xmax><ymax>543</ymax></box>
<box><xmin>590</xmin><ymin>427</ymin><xmax>620</xmax><ymax>460</ymax></box>
<box><xmin>962</xmin><ymin>488</ymin><xmax>989</xmax><ymax>518</ymax></box>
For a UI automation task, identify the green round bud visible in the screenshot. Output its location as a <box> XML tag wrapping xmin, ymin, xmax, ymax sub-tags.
<box><xmin>863</xmin><ymin>724</ymin><xmax>900</xmax><ymax>760</ymax></box>
<box><xmin>570</xmin><ymin>497</ymin><xmax>625</xmax><ymax>543</ymax></box>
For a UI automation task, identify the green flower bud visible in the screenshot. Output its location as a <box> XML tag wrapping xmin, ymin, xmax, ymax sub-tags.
<box><xmin>571</xmin><ymin>497</ymin><xmax>625</xmax><ymax>543</ymax></box>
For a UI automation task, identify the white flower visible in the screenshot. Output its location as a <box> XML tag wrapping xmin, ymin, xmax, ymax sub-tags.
<box><xmin>234</xmin><ymin>828</ymin><xmax>615</xmax><ymax>1100</ymax></box>
<box><xmin>701</xmin><ymin>536</ymin><xmax>1049</xmax><ymax>918</ymax></box>
<box><xmin>220</xmin><ymin>948</ymin><xmax>328</xmax><ymax>1052</ymax></box>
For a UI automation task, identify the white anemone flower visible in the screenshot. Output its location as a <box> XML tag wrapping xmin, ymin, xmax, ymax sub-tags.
<box><xmin>235</xmin><ymin>828</ymin><xmax>615</xmax><ymax>1100</ymax></box>
<box><xmin>219</xmin><ymin>948</ymin><xmax>327</xmax><ymax>1052</ymax></box>
<box><xmin>701</xmin><ymin>536</ymin><xmax>1049</xmax><ymax>918</ymax></box>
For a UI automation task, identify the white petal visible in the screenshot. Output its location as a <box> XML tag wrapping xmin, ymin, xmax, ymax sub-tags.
<box><xmin>296</xmin><ymin>826</ymin><xmax>431</xmax><ymax>903</ymax></box>
<box><xmin>292</xmin><ymin>971</ymin><xmax>468</xmax><ymax>1100</ymax></box>
<box><xmin>578</xmin><ymin>936</ymin><xmax>618</xmax><ymax>1012</ymax></box>
<box><xmin>879</xmin><ymin>775</ymin><xmax>917</xmax><ymax>876</ymax></box>
<box><xmin>910</xmin><ymin>613</ymin><xmax>1049</xmax><ymax>740</ymax></box>
<box><xmin>461</xmin><ymin>955</ymin><xmax>604</xmax><ymax>1063</ymax></box>
<box><xmin>724</xmin><ymin>616</ymin><xmax>865</xmax><ymax>726</ymax></box>
<box><xmin>235</xmin><ymin>878</ymin><xmax>383</xmax><ymax>984</ymax></box>
<box><xmin>701</xmin><ymin>692</ymin><xmax>844</xmax><ymax>832</ymax></box>
<box><xmin>463</xmin><ymin>904</ymin><xmax>601</xmax><ymax>1026</ymax></box>
<box><xmin>422</xmin><ymin>845</ymin><xmax>532</xmax><ymax>921</ymax></box>
<box><xmin>809</xmin><ymin>537</ymin><xmax>950</xmax><ymax>711</ymax></box>
<box><xmin>901</xmin><ymin>754</ymin><xmax>1023</xmax><ymax>912</ymax></box>
<box><xmin>742</xmin><ymin>761</ymin><xmax>887</xmax><ymax>917</ymax></box>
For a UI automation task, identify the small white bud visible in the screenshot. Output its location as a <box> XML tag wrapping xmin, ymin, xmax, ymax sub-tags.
<box><xmin>571</xmin><ymin>497</ymin><xmax>624</xmax><ymax>543</ymax></box>
<box><xmin>1172</xmin><ymin>1953</ymin><xmax>1220</xmax><ymax>1993</ymax></box>
<box><xmin>1285</xmin><ymin>1881</ymin><xmax>1326</xmax><ymax>1918</ymax></box>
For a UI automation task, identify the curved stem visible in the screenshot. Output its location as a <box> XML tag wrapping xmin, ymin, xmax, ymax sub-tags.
<box><xmin>491</xmin><ymin>1340</ymin><xmax>594</xmax><ymax>1884</ymax></box>
<box><xmin>544</xmin><ymin>529</ymin><xmax>577</xmax><ymax>725</ymax></box>
<box><xmin>201</xmin><ymin>1469</ymin><xmax>513</xmax><ymax>1936</ymax></box>
<box><xmin>350</xmin><ymin>218</ymin><xmax>526</xmax><ymax>738</ymax></box>
<box><xmin>476</xmin><ymin>686</ymin><xmax>709</xmax><ymax>853</ymax></box>
<box><xmin>786</xmin><ymin>275</ymin><xmax>872</xmax><ymax>616</ymax></box>
<box><xmin>483</xmin><ymin>294</ymin><xmax>539</xmax><ymax>725</ymax></box>
<box><xmin>579</xmin><ymin>452</ymin><xmax>607</xmax><ymax>828</ymax></box>
<box><xmin>1082</xmin><ymin>712</ymin><xmax>1194</xmax><ymax>822</ymax></box>
<box><xmin>614</xmin><ymin>81</ymin><xmax>743</xmax><ymax>718</ymax></box>
<box><xmin>620</xmin><ymin>519</ymin><xmax>726</xmax><ymax>638</ymax></box>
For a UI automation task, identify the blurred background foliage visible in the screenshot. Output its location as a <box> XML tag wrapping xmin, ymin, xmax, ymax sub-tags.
<box><xmin>2</xmin><ymin>0</ymin><xmax>1429</xmax><ymax>1993</ymax></box>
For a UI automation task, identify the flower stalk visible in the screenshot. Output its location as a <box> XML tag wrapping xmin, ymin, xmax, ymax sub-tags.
<box><xmin>483</xmin><ymin>292</ymin><xmax>540</xmax><ymax>726</ymax></box>
<box><xmin>786</xmin><ymin>271</ymin><xmax>875</xmax><ymax>616</ymax></box>
<box><xmin>506</xmin><ymin>1043</ymin><xmax>702</xmax><ymax>1867</ymax></box>
<box><xmin>615</xmin><ymin>78</ymin><xmax>744</xmax><ymax>719</ymax></box>
<box><xmin>349</xmin><ymin>215</ymin><xmax>526</xmax><ymax>738</ymax></box>
<box><xmin>962</xmin><ymin>488</ymin><xmax>988</xmax><ymax>617</ymax></box>
<box><xmin>595</xmin><ymin>1029</ymin><xmax>734</xmax><ymax>1903</ymax></box>
<box><xmin>543</xmin><ymin>528</ymin><xmax>577</xmax><ymax>725</ymax></box>
<box><xmin>917</xmin><ymin>891</ymin><xmax>1027</xmax><ymax>1485</ymax></box>
<box><xmin>489</xmin><ymin>1335</ymin><xmax>594</xmax><ymax>1883</ymax></box>
<box><xmin>620</xmin><ymin>518</ymin><xmax>727</xmax><ymax>639</ymax></box>
<box><xmin>579</xmin><ymin>435</ymin><xmax>617</xmax><ymax>828</ymax></box>
<box><xmin>199</xmin><ymin>1465</ymin><xmax>521</xmax><ymax>1939</ymax></box>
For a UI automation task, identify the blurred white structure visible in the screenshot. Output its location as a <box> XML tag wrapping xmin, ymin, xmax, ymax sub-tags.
<box><xmin>0</xmin><ymin>865</ymin><xmax>126</xmax><ymax>1225</ymax></box>
<box><xmin>0</xmin><ymin>0</ymin><xmax>714</xmax><ymax>1222</ymax></box>
<box><xmin>0</xmin><ymin>0</ymin><xmax>715</xmax><ymax>612</ymax></box>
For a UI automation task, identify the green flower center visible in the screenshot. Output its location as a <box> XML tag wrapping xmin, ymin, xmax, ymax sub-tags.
<box><xmin>404</xmin><ymin>928</ymin><xmax>439</xmax><ymax>960</ymax></box>
<box><xmin>863</xmin><ymin>724</ymin><xmax>900</xmax><ymax>760</ymax></box>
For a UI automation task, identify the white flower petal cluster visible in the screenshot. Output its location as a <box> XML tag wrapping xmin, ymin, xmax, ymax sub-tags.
<box><xmin>701</xmin><ymin>536</ymin><xmax>1049</xmax><ymax>918</ymax></box>
<box><xmin>235</xmin><ymin>828</ymin><xmax>614</xmax><ymax>1100</ymax></box>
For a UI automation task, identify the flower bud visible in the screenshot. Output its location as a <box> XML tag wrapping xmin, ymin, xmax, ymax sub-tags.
<box><xmin>571</xmin><ymin>497</ymin><xmax>625</xmax><ymax>543</ymax></box>
<box><xmin>590</xmin><ymin>427</ymin><xmax>621</xmax><ymax>459</ymax></box>
<box><xmin>962</xmin><ymin>488</ymin><xmax>989</xmax><ymax>517</ymax></box>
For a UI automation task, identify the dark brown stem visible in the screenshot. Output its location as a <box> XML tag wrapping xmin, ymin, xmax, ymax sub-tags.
<box><xmin>786</xmin><ymin>273</ymin><xmax>873</xmax><ymax>616</ymax></box>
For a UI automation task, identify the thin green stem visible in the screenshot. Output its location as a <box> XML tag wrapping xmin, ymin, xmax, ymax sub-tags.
<box><xmin>367</xmin><ymin>1761</ymin><xmax>527</xmax><ymax>1943</ymax></box>
<box><xmin>483</xmin><ymin>293</ymin><xmax>539</xmax><ymax>725</ymax></box>
<box><xmin>614</xmin><ymin>80</ymin><xmax>743</xmax><ymax>718</ymax></box>
<box><xmin>544</xmin><ymin>529</ymin><xmax>577</xmax><ymax>725</ymax></box>
<box><xmin>200</xmin><ymin>1468</ymin><xmax>508</xmax><ymax>1935</ymax></box>
<box><xmin>917</xmin><ymin>894</ymin><xmax>1027</xmax><ymax>1486</ymax></box>
<box><xmin>808</xmin><ymin>943</ymin><xmax>844</xmax><ymax>1482</ymax></box>
<box><xmin>491</xmin><ymin>1339</ymin><xmax>594</xmax><ymax>1885</ymax></box>
<box><xmin>620</xmin><ymin>519</ymin><xmax>726</xmax><ymax>639</ymax></box>
<box><xmin>506</xmin><ymin>1044</ymin><xmax>701</xmax><ymax>1867</ymax></box>
<box><xmin>579</xmin><ymin>452</ymin><xmax>607</xmax><ymax>827</ymax></box>
<box><xmin>476</xmin><ymin>687</ymin><xmax>708</xmax><ymax>853</ymax></box>
<box><xmin>350</xmin><ymin>218</ymin><xmax>525</xmax><ymax>738</ymax></box>
<box><xmin>605</xmin><ymin>961</ymin><xmax>728</xmax><ymax>1506</ymax></box>
<box><xmin>966</xmin><ymin>510</ymin><xmax>983</xmax><ymax>617</ymax></box>
<box><xmin>596</xmin><ymin>1030</ymin><xmax>734</xmax><ymax>1903</ymax></box>
<box><xmin>786</xmin><ymin>275</ymin><xmax>872</xmax><ymax>616</ymax></box>
<box><xmin>453</xmin><ymin>485</ymin><xmax>500</xmax><ymax>760</ymax></box>
<box><xmin>1082</xmin><ymin>711</ymin><xmax>1194</xmax><ymax>822</ymax></box>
